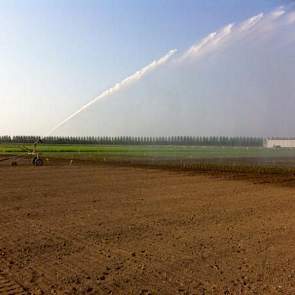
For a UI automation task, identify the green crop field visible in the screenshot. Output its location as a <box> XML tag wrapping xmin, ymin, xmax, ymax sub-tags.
<box><xmin>2</xmin><ymin>143</ymin><xmax>295</xmax><ymax>174</ymax></box>
<box><xmin>1</xmin><ymin>143</ymin><xmax>295</xmax><ymax>160</ymax></box>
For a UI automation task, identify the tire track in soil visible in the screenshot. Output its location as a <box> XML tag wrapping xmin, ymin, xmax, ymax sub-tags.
<box><xmin>48</xmin><ymin>228</ymin><xmax>194</xmax><ymax>293</ymax></box>
<box><xmin>0</xmin><ymin>212</ymin><xmax>203</xmax><ymax>293</ymax></box>
<box><xmin>0</xmin><ymin>222</ymin><xmax>123</xmax><ymax>293</ymax></box>
<box><xmin>1</xmin><ymin>220</ymin><xmax>187</xmax><ymax>294</ymax></box>
<box><xmin>0</xmin><ymin>271</ymin><xmax>27</xmax><ymax>295</ymax></box>
<box><xmin>0</xmin><ymin>210</ymin><xmax>236</xmax><ymax>292</ymax></box>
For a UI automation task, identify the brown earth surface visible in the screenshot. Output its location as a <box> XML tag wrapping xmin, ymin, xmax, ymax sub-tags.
<box><xmin>1</xmin><ymin>160</ymin><xmax>295</xmax><ymax>294</ymax></box>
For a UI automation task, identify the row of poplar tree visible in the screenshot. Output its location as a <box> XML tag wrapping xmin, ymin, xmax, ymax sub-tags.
<box><xmin>0</xmin><ymin>135</ymin><xmax>263</xmax><ymax>146</ymax></box>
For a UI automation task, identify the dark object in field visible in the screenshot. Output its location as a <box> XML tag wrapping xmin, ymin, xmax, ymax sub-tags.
<box><xmin>35</xmin><ymin>158</ymin><xmax>44</xmax><ymax>166</ymax></box>
<box><xmin>30</xmin><ymin>139</ymin><xmax>44</xmax><ymax>166</ymax></box>
<box><xmin>32</xmin><ymin>157</ymin><xmax>44</xmax><ymax>166</ymax></box>
<box><xmin>11</xmin><ymin>161</ymin><xmax>17</xmax><ymax>166</ymax></box>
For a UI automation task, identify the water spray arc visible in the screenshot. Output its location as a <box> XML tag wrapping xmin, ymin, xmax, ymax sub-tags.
<box><xmin>180</xmin><ymin>12</ymin><xmax>266</xmax><ymax>62</ymax></box>
<box><xmin>46</xmin><ymin>49</ymin><xmax>177</xmax><ymax>137</ymax></box>
<box><xmin>44</xmin><ymin>5</ymin><xmax>295</xmax><ymax>138</ymax></box>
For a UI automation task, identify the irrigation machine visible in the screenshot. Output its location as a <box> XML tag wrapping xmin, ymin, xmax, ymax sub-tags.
<box><xmin>0</xmin><ymin>138</ymin><xmax>44</xmax><ymax>166</ymax></box>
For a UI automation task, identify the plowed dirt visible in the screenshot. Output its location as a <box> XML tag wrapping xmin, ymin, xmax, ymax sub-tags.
<box><xmin>1</xmin><ymin>163</ymin><xmax>295</xmax><ymax>294</ymax></box>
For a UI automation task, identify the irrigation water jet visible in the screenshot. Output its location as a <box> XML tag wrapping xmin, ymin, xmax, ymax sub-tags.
<box><xmin>45</xmin><ymin>6</ymin><xmax>295</xmax><ymax>137</ymax></box>
<box><xmin>46</xmin><ymin>49</ymin><xmax>177</xmax><ymax>137</ymax></box>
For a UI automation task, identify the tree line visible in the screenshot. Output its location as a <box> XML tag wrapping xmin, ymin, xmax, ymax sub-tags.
<box><xmin>0</xmin><ymin>135</ymin><xmax>263</xmax><ymax>147</ymax></box>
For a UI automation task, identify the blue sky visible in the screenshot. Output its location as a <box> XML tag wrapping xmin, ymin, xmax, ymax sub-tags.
<box><xmin>0</xmin><ymin>0</ymin><xmax>286</xmax><ymax>135</ymax></box>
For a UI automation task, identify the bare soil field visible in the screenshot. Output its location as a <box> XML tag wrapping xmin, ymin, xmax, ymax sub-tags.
<box><xmin>1</xmin><ymin>161</ymin><xmax>295</xmax><ymax>294</ymax></box>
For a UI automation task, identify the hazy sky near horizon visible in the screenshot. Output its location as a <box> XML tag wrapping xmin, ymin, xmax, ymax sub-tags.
<box><xmin>0</xmin><ymin>0</ymin><xmax>293</xmax><ymax>136</ymax></box>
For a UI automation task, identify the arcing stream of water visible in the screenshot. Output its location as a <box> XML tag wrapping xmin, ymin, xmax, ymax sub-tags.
<box><xmin>46</xmin><ymin>6</ymin><xmax>295</xmax><ymax>137</ymax></box>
